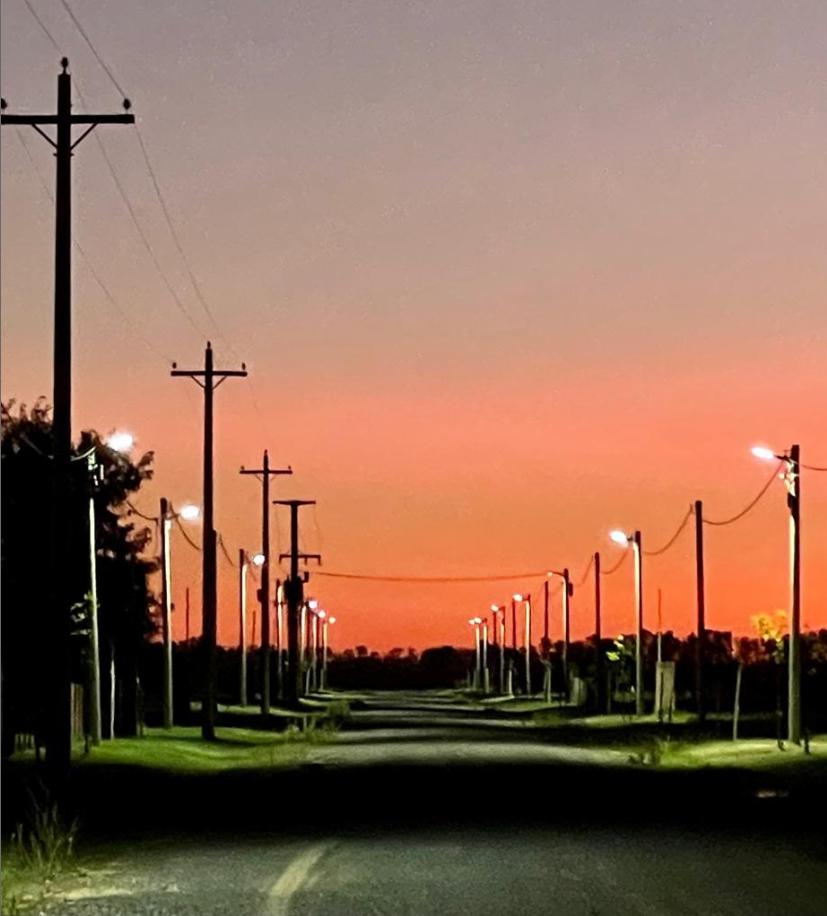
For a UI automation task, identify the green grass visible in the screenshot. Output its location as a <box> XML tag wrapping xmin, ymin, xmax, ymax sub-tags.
<box><xmin>74</xmin><ymin>726</ymin><xmax>330</xmax><ymax>773</ymax></box>
<box><xmin>657</xmin><ymin>736</ymin><xmax>827</xmax><ymax>770</ymax></box>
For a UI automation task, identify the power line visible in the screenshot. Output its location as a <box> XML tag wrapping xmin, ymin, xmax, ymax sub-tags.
<box><xmin>57</xmin><ymin>0</ymin><xmax>126</xmax><ymax>97</ymax></box>
<box><xmin>802</xmin><ymin>462</ymin><xmax>827</xmax><ymax>472</ymax></box>
<box><xmin>217</xmin><ymin>533</ymin><xmax>236</xmax><ymax>568</ymax></box>
<box><xmin>14</xmin><ymin>128</ymin><xmax>173</xmax><ymax>363</ymax></box>
<box><xmin>601</xmin><ymin>549</ymin><xmax>629</xmax><ymax>576</ymax></box>
<box><xmin>643</xmin><ymin>506</ymin><xmax>693</xmax><ymax>557</ymax></box>
<box><xmin>575</xmin><ymin>555</ymin><xmax>594</xmax><ymax>587</ymax></box>
<box><xmin>125</xmin><ymin>499</ymin><xmax>158</xmax><ymax>523</ymax></box>
<box><xmin>703</xmin><ymin>464</ymin><xmax>782</xmax><ymax>527</ymax></box>
<box><xmin>315</xmin><ymin>570</ymin><xmax>551</xmax><ymax>584</ymax></box>
<box><xmin>22</xmin><ymin>0</ymin><xmax>61</xmax><ymax>53</ymax></box>
<box><xmin>174</xmin><ymin>514</ymin><xmax>202</xmax><ymax>552</ymax></box>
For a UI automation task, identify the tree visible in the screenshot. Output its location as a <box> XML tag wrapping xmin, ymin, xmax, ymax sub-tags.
<box><xmin>1</xmin><ymin>399</ymin><xmax>158</xmax><ymax>755</ymax></box>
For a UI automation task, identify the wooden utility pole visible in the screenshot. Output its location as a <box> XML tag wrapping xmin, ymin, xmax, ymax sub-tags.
<box><xmin>275</xmin><ymin>500</ymin><xmax>320</xmax><ymax>708</ymax></box>
<box><xmin>185</xmin><ymin>587</ymin><xmax>191</xmax><ymax>642</ymax></box>
<box><xmin>159</xmin><ymin>498</ymin><xmax>174</xmax><ymax>729</ymax></box>
<box><xmin>787</xmin><ymin>445</ymin><xmax>801</xmax><ymax>744</ymax></box>
<box><xmin>240</xmin><ymin>452</ymin><xmax>292</xmax><ymax>716</ymax></box>
<box><xmin>171</xmin><ymin>342</ymin><xmax>246</xmax><ymax>739</ymax></box>
<box><xmin>238</xmin><ymin>549</ymin><xmax>248</xmax><ymax>707</ymax></box>
<box><xmin>1</xmin><ymin>60</ymin><xmax>134</xmax><ymax>776</ymax></box>
<box><xmin>562</xmin><ymin>568</ymin><xmax>571</xmax><ymax>700</ymax></box>
<box><xmin>694</xmin><ymin>500</ymin><xmax>706</xmax><ymax>721</ymax></box>
<box><xmin>633</xmin><ymin>530</ymin><xmax>644</xmax><ymax>717</ymax></box>
<box><xmin>543</xmin><ymin>578</ymin><xmax>550</xmax><ymax>649</ymax></box>
<box><xmin>594</xmin><ymin>552</ymin><xmax>603</xmax><ymax>712</ymax></box>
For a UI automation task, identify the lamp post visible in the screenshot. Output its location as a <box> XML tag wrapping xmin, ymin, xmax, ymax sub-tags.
<box><xmin>491</xmin><ymin>605</ymin><xmax>506</xmax><ymax>693</ymax></box>
<box><xmin>522</xmin><ymin>595</ymin><xmax>532</xmax><ymax>695</ymax></box>
<box><xmin>610</xmin><ymin>529</ymin><xmax>644</xmax><ymax>716</ymax></box>
<box><xmin>78</xmin><ymin>431</ymin><xmax>137</xmax><ymax>745</ymax></box>
<box><xmin>159</xmin><ymin>499</ymin><xmax>201</xmax><ymax>729</ymax></box>
<box><xmin>238</xmin><ymin>552</ymin><xmax>264</xmax><ymax>707</ymax></box>
<box><xmin>319</xmin><ymin>612</ymin><xmax>335</xmax><ymax>690</ymax></box>
<box><xmin>752</xmin><ymin>444</ymin><xmax>801</xmax><ymax>744</ymax></box>
<box><xmin>481</xmin><ymin>617</ymin><xmax>490</xmax><ymax>693</ymax></box>
<box><xmin>275</xmin><ymin>580</ymin><xmax>285</xmax><ymax>699</ymax></box>
<box><xmin>468</xmin><ymin>617</ymin><xmax>482</xmax><ymax>688</ymax></box>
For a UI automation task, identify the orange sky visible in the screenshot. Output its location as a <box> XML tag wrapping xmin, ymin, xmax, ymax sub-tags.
<box><xmin>2</xmin><ymin>1</ymin><xmax>826</xmax><ymax>651</ymax></box>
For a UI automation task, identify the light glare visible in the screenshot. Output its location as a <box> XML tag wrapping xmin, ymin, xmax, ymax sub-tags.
<box><xmin>751</xmin><ymin>445</ymin><xmax>776</xmax><ymax>461</ymax></box>
<box><xmin>106</xmin><ymin>431</ymin><xmax>134</xmax><ymax>452</ymax></box>
<box><xmin>179</xmin><ymin>504</ymin><xmax>200</xmax><ymax>521</ymax></box>
<box><xmin>610</xmin><ymin>530</ymin><xmax>630</xmax><ymax>547</ymax></box>
<box><xmin>251</xmin><ymin>553</ymin><xmax>265</xmax><ymax>567</ymax></box>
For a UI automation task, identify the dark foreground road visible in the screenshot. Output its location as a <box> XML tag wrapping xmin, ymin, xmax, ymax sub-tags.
<box><xmin>38</xmin><ymin>823</ymin><xmax>827</xmax><ymax>915</ymax></box>
<box><xmin>12</xmin><ymin>697</ymin><xmax>827</xmax><ymax>915</ymax></box>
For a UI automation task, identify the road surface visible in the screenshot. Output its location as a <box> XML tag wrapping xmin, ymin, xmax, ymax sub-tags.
<box><xmin>30</xmin><ymin>695</ymin><xmax>827</xmax><ymax>914</ymax></box>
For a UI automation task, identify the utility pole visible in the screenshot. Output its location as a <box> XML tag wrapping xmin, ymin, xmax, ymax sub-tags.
<box><xmin>594</xmin><ymin>552</ymin><xmax>603</xmax><ymax>712</ymax></box>
<box><xmin>2</xmin><ymin>60</ymin><xmax>134</xmax><ymax>777</ymax></box>
<box><xmin>159</xmin><ymin>498</ymin><xmax>174</xmax><ymax>729</ymax></box>
<box><xmin>562</xmin><ymin>569</ymin><xmax>571</xmax><ymax>700</ymax></box>
<box><xmin>185</xmin><ymin>587</ymin><xmax>191</xmax><ymax>642</ymax></box>
<box><xmin>694</xmin><ymin>500</ymin><xmax>706</xmax><ymax>722</ymax></box>
<box><xmin>276</xmin><ymin>500</ymin><xmax>320</xmax><ymax>708</ymax></box>
<box><xmin>523</xmin><ymin>596</ymin><xmax>532</xmax><ymax>695</ymax></box>
<box><xmin>86</xmin><ymin>454</ymin><xmax>102</xmax><ymax>745</ymax></box>
<box><xmin>633</xmin><ymin>530</ymin><xmax>644</xmax><ymax>717</ymax></box>
<box><xmin>543</xmin><ymin>578</ymin><xmax>550</xmax><ymax>650</ymax></box>
<box><xmin>787</xmin><ymin>445</ymin><xmax>801</xmax><ymax>744</ymax></box>
<box><xmin>510</xmin><ymin>596</ymin><xmax>517</xmax><ymax>651</ymax></box>
<box><xmin>172</xmin><ymin>342</ymin><xmax>247</xmax><ymax>739</ymax></box>
<box><xmin>238</xmin><ymin>549</ymin><xmax>248</xmax><ymax>707</ymax></box>
<box><xmin>240</xmin><ymin>452</ymin><xmax>292</xmax><ymax>716</ymax></box>
<box><xmin>275</xmin><ymin>580</ymin><xmax>284</xmax><ymax>698</ymax></box>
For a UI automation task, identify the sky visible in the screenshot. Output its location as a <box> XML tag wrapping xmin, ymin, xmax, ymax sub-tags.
<box><xmin>2</xmin><ymin>0</ymin><xmax>826</xmax><ymax>653</ymax></box>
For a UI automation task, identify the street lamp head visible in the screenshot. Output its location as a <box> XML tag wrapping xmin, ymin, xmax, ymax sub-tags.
<box><xmin>512</xmin><ymin>593</ymin><xmax>523</xmax><ymax>602</ymax></box>
<box><xmin>328</xmin><ymin>617</ymin><xmax>336</xmax><ymax>625</ymax></box>
<box><xmin>490</xmin><ymin>604</ymin><xmax>499</xmax><ymax>612</ymax></box>
<box><xmin>179</xmin><ymin>503</ymin><xmax>200</xmax><ymax>521</ymax></box>
<box><xmin>251</xmin><ymin>553</ymin><xmax>265</xmax><ymax>567</ymax></box>
<box><xmin>751</xmin><ymin>445</ymin><xmax>777</xmax><ymax>462</ymax></box>
<box><xmin>105</xmin><ymin>431</ymin><xmax>134</xmax><ymax>453</ymax></box>
<box><xmin>610</xmin><ymin>529</ymin><xmax>630</xmax><ymax>547</ymax></box>
<box><xmin>308</xmin><ymin>599</ymin><xmax>319</xmax><ymax>610</ymax></box>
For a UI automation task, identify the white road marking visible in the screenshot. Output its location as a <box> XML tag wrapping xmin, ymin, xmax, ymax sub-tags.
<box><xmin>266</xmin><ymin>843</ymin><xmax>333</xmax><ymax>916</ymax></box>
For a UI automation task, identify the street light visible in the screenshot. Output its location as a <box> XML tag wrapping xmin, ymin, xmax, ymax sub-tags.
<box><xmin>319</xmin><ymin>611</ymin><xmax>335</xmax><ymax>690</ymax></box>
<box><xmin>491</xmin><ymin>604</ymin><xmax>506</xmax><ymax>694</ymax></box>
<box><xmin>85</xmin><ymin>432</ymin><xmax>134</xmax><ymax>744</ymax></box>
<box><xmin>159</xmin><ymin>499</ymin><xmax>201</xmax><ymax>729</ymax></box>
<box><xmin>610</xmin><ymin>528</ymin><xmax>644</xmax><ymax>716</ymax></box>
<box><xmin>511</xmin><ymin>594</ymin><xmax>522</xmax><ymax>652</ymax></box>
<box><xmin>179</xmin><ymin>503</ymin><xmax>200</xmax><ymax>521</ymax></box>
<box><xmin>522</xmin><ymin>594</ymin><xmax>532</xmax><ymax>695</ymax></box>
<box><xmin>752</xmin><ymin>442</ymin><xmax>801</xmax><ymax>744</ymax></box>
<box><xmin>469</xmin><ymin>617</ymin><xmax>482</xmax><ymax>689</ymax></box>
<box><xmin>105</xmin><ymin>431</ymin><xmax>134</xmax><ymax>453</ymax></box>
<box><xmin>251</xmin><ymin>552</ymin><xmax>265</xmax><ymax>567</ymax></box>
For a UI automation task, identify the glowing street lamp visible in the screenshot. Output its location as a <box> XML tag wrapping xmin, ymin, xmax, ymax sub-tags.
<box><xmin>178</xmin><ymin>503</ymin><xmax>200</xmax><ymax>521</ymax></box>
<box><xmin>610</xmin><ymin>528</ymin><xmax>644</xmax><ymax>716</ymax></box>
<box><xmin>511</xmin><ymin>594</ymin><xmax>522</xmax><ymax>651</ymax></box>
<box><xmin>159</xmin><ymin>499</ymin><xmax>201</xmax><ymax>729</ymax></box>
<box><xmin>86</xmin><ymin>431</ymin><xmax>135</xmax><ymax>744</ymax></box>
<box><xmin>522</xmin><ymin>594</ymin><xmax>532</xmax><ymax>696</ymax></box>
<box><xmin>751</xmin><ymin>442</ymin><xmax>801</xmax><ymax>744</ymax></box>
<box><xmin>105</xmin><ymin>430</ymin><xmax>134</xmax><ymax>453</ymax></box>
<box><xmin>320</xmin><ymin>611</ymin><xmax>335</xmax><ymax>690</ymax></box>
<box><xmin>469</xmin><ymin>617</ymin><xmax>482</xmax><ymax>688</ymax></box>
<box><xmin>491</xmin><ymin>604</ymin><xmax>506</xmax><ymax>694</ymax></box>
<box><xmin>251</xmin><ymin>552</ymin><xmax>265</xmax><ymax>567</ymax></box>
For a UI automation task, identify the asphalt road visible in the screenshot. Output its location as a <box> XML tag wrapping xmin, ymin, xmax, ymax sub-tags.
<box><xmin>31</xmin><ymin>698</ymin><xmax>827</xmax><ymax>915</ymax></box>
<box><xmin>40</xmin><ymin>824</ymin><xmax>827</xmax><ymax>915</ymax></box>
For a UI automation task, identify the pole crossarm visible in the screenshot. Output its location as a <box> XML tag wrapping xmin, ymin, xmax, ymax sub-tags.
<box><xmin>1</xmin><ymin>113</ymin><xmax>134</xmax><ymax>126</ymax></box>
